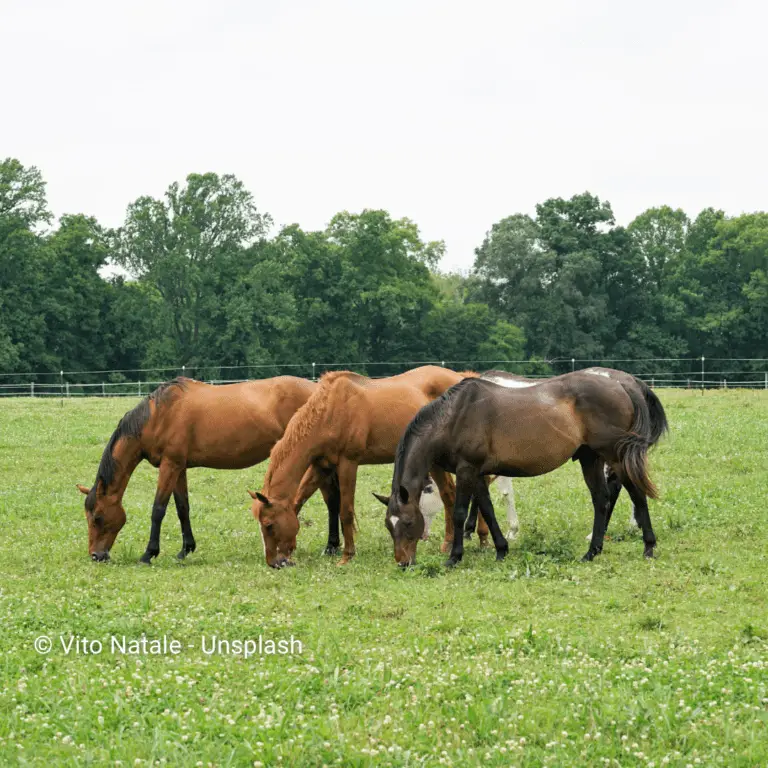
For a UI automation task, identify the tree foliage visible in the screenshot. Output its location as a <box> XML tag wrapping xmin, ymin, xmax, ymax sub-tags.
<box><xmin>1</xmin><ymin>159</ymin><xmax>767</xmax><ymax>382</ymax></box>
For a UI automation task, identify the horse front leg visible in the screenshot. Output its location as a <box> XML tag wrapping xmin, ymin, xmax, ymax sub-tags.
<box><xmin>446</xmin><ymin>465</ymin><xmax>477</xmax><ymax>567</ymax></box>
<box><xmin>336</xmin><ymin>458</ymin><xmax>358</xmax><ymax>566</ymax></box>
<box><xmin>140</xmin><ymin>458</ymin><xmax>183</xmax><ymax>564</ymax></box>
<box><xmin>174</xmin><ymin>469</ymin><xmax>196</xmax><ymax>560</ymax></box>
<box><xmin>317</xmin><ymin>468</ymin><xmax>341</xmax><ymax>556</ymax></box>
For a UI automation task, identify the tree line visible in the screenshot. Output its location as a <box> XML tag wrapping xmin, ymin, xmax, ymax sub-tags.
<box><xmin>1</xmin><ymin>157</ymin><xmax>767</xmax><ymax>383</ymax></box>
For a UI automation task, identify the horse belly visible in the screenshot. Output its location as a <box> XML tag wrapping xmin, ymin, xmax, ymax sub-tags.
<box><xmin>491</xmin><ymin>409</ymin><xmax>582</xmax><ymax>477</ymax></box>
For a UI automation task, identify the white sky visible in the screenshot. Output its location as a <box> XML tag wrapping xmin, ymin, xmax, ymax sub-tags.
<box><xmin>2</xmin><ymin>0</ymin><xmax>766</xmax><ymax>271</ymax></box>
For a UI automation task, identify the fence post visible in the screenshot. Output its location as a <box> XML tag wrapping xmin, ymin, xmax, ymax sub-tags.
<box><xmin>723</xmin><ymin>379</ymin><xmax>727</xmax><ymax>390</ymax></box>
<box><xmin>441</xmin><ymin>360</ymin><xmax>445</xmax><ymax>368</ymax></box>
<box><xmin>60</xmin><ymin>370</ymin><xmax>64</xmax><ymax>404</ymax></box>
<box><xmin>571</xmin><ymin>358</ymin><xmax>575</xmax><ymax>372</ymax></box>
<box><xmin>651</xmin><ymin>377</ymin><xmax>655</xmax><ymax>388</ymax></box>
<box><xmin>138</xmin><ymin>379</ymin><xmax>141</xmax><ymax>397</ymax></box>
<box><xmin>30</xmin><ymin>382</ymin><xmax>34</xmax><ymax>398</ymax></box>
<box><xmin>312</xmin><ymin>362</ymin><xmax>316</xmax><ymax>381</ymax></box>
<box><xmin>102</xmin><ymin>382</ymin><xmax>106</xmax><ymax>397</ymax></box>
<box><xmin>66</xmin><ymin>382</ymin><xmax>70</xmax><ymax>398</ymax></box>
<box><xmin>701</xmin><ymin>356</ymin><xmax>705</xmax><ymax>393</ymax></box>
<box><xmin>182</xmin><ymin>365</ymin><xmax>185</xmax><ymax>378</ymax></box>
<box><xmin>687</xmin><ymin>378</ymin><xmax>691</xmax><ymax>389</ymax></box>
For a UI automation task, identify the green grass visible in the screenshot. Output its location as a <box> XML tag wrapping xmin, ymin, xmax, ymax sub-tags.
<box><xmin>1</xmin><ymin>390</ymin><xmax>767</xmax><ymax>766</ymax></box>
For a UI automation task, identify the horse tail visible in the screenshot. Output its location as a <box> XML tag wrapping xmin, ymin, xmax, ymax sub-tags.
<box><xmin>634</xmin><ymin>377</ymin><xmax>669</xmax><ymax>446</ymax></box>
<box><xmin>616</xmin><ymin>380</ymin><xmax>659</xmax><ymax>499</ymax></box>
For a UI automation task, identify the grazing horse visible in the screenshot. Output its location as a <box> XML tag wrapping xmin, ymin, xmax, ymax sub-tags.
<box><xmin>463</xmin><ymin>368</ymin><xmax>666</xmax><ymax>540</ymax></box>
<box><xmin>378</xmin><ymin>370</ymin><xmax>668</xmax><ymax>567</ymax></box>
<box><xmin>76</xmin><ymin>377</ymin><xmax>327</xmax><ymax>563</ymax></box>
<box><xmin>248</xmin><ymin>366</ymin><xmax>486</xmax><ymax>568</ymax></box>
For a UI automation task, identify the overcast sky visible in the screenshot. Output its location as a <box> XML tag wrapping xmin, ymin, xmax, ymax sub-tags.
<box><xmin>2</xmin><ymin>0</ymin><xmax>766</xmax><ymax>271</ymax></box>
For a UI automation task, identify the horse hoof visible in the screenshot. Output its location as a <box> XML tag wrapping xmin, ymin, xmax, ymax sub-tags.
<box><xmin>581</xmin><ymin>551</ymin><xmax>596</xmax><ymax>563</ymax></box>
<box><xmin>644</xmin><ymin>547</ymin><xmax>656</xmax><ymax>559</ymax></box>
<box><xmin>463</xmin><ymin>531</ymin><xmax>473</xmax><ymax>540</ymax></box>
<box><xmin>440</xmin><ymin>541</ymin><xmax>451</xmax><ymax>554</ymax></box>
<box><xmin>323</xmin><ymin>545</ymin><xmax>340</xmax><ymax>556</ymax></box>
<box><xmin>337</xmin><ymin>555</ymin><xmax>354</xmax><ymax>566</ymax></box>
<box><xmin>445</xmin><ymin>556</ymin><xmax>461</xmax><ymax>568</ymax></box>
<box><xmin>478</xmin><ymin>536</ymin><xmax>491</xmax><ymax>549</ymax></box>
<box><xmin>495</xmin><ymin>550</ymin><xmax>507</xmax><ymax>562</ymax></box>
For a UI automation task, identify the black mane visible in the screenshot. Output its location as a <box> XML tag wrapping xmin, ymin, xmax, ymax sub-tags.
<box><xmin>85</xmin><ymin>379</ymin><xmax>187</xmax><ymax>510</ymax></box>
<box><xmin>392</xmin><ymin>377</ymin><xmax>476</xmax><ymax>487</ymax></box>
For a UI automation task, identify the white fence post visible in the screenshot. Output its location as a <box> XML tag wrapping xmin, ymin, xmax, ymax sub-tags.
<box><xmin>66</xmin><ymin>382</ymin><xmax>70</xmax><ymax>397</ymax></box>
<box><xmin>30</xmin><ymin>382</ymin><xmax>34</xmax><ymax>397</ymax></box>
<box><xmin>102</xmin><ymin>382</ymin><xmax>106</xmax><ymax>397</ymax></box>
<box><xmin>138</xmin><ymin>379</ymin><xmax>141</xmax><ymax>397</ymax></box>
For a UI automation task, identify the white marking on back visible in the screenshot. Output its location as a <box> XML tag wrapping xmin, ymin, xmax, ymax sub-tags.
<box><xmin>585</xmin><ymin>368</ymin><xmax>610</xmax><ymax>378</ymax></box>
<box><xmin>484</xmin><ymin>376</ymin><xmax>536</xmax><ymax>389</ymax></box>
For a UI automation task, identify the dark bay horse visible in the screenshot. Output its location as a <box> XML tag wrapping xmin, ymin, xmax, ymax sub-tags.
<box><xmin>248</xmin><ymin>366</ymin><xmax>485</xmax><ymax>568</ymax></box>
<box><xmin>463</xmin><ymin>368</ymin><xmax>667</xmax><ymax>540</ymax></box>
<box><xmin>378</xmin><ymin>370</ymin><xmax>668</xmax><ymax>567</ymax></box>
<box><xmin>77</xmin><ymin>376</ymin><xmax>327</xmax><ymax>563</ymax></box>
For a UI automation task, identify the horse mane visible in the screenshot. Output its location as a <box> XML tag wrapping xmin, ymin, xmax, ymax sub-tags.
<box><xmin>267</xmin><ymin>371</ymin><xmax>367</xmax><ymax>476</ymax></box>
<box><xmin>86</xmin><ymin>378</ymin><xmax>188</xmax><ymax>510</ymax></box>
<box><xmin>393</xmin><ymin>377</ymin><xmax>476</xmax><ymax>484</ymax></box>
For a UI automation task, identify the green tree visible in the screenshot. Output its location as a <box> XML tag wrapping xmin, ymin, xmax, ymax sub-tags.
<box><xmin>115</xmin><ymin>172</ymin><xmax>272</xmax><ymax>365</ymax></box>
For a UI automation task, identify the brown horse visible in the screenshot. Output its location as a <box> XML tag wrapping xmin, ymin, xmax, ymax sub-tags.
<box><xmin>377</xmin><ymin>370</ymin><xmax>668</xmax><ymax>567</ymax></box>
<box><xmin>76</xmin><ymin>376</ymin><xmax>326</xmax><ymax>563</ymax></box>
<box><xmin>248</xmin><ymin>365</ymin><xmax>484</xmax><ymax>568</ymax></box>
<box><xmin>462</xmin><ymin>367</ymin><xmax>668</xmax><ymax>540</ymax></box>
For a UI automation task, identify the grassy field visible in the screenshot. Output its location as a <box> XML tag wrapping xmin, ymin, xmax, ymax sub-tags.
<box><xmin>0</xmin><ymin>390</ymin><xmax>767</xmax><ymax>766</ymax></box>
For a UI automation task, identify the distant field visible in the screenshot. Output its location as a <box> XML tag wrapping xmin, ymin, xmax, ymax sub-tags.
<box><xmin>1</xmin><ymin>390</ymin><xmax>767</xmax><ymax>766</ymax></box>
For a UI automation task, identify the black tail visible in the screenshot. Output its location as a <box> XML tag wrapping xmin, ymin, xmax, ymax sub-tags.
<box><xmin>616</xmin><ymin>380</ymin><xmax>659</xmax><ymax>499</ymax></box>
<box><xmin>633</xmin><ymin>376</ymin><xmax>669</xmax><ymax>446</ymax></box>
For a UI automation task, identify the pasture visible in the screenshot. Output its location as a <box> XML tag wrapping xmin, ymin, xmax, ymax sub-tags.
<box><xmin>0</xmin><ymin>390</ymin><xmax>767</xmax><ymax>766</ymax></box>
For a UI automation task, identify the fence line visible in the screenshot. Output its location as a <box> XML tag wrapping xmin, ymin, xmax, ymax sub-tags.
<box><xmin>0</xmin><ymin>357</ymin><xmax>767</xmax><ymax>397</ymax></box>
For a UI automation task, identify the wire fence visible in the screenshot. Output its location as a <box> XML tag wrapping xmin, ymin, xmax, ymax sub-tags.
<box><xmin>0</xmin><ymin>357</ymin><xmax>767</xmax><ymax>398</ymax></box>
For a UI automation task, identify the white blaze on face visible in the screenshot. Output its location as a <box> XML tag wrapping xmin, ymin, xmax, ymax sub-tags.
<box><xmin>389</xmin><ymin>515</ymin><xmax>400</xmax><ymax>531</ymax></box>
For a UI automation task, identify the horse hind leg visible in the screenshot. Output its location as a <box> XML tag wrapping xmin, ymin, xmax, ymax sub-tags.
<box><xmin>495</xmin><ymin>476</ymin><xmax>518</xmax><ymax>539</ymax></box>
<box><xmin>174</xmin><ymin>469</ymin><xmax>196</xmax><ymax>560</ymax></box>
<box><xmin>586</xmin><ymin>463</ymin><xmax>623</xmax><ymax>541</ymax></box>
<box><xmin>579</xmin><ymin>451</ymin><xmax>611</xmax><ymax>562</ymax></box>
<box><xmin>622</xmin><ymin>478</ymin><xmax>657</xmax><ymax>558</ymax></box>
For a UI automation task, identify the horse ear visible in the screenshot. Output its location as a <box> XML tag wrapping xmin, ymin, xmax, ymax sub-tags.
<box><xmin>372</xmin><ymin>492</ymin><xmax>390</xmax><ymax>507</ymax></box>
<box><xmin>398</xmin><ymin>485</ymin><xmax>409</xmax><ymax>504</ymax></box>
<box><xmin>255</xmin><ymin>492</ymin><xmax>271</xmax><ymax>506</ymax></box>
<box><xmin>76</xmin><ymin>484</ymin><xmax>90</xmax><ymax>496</ymax></box>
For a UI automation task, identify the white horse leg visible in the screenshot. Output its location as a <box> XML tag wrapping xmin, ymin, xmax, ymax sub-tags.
<box><xmin>496</xmin><ymin>476</ymin><xmax>518</xmax><ymax>539</ymax></box>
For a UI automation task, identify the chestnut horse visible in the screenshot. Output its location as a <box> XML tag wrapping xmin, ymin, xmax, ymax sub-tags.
<box><xmin>378</xmin><ymin>370</ymin><xmax>668</xmax><ymax>567</ymax></box>
<box><xmin>77</xmin><ymin>376</ymin><xmax>327</xmax><ymax>563</ymax></box>
<box><xmin>248</xmin><ymin>365</ymin><xmax>485</xmax><ymax>568</ymax></box>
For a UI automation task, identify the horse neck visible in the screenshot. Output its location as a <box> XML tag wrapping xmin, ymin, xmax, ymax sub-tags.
<box><xmin>102</xmin><ymin>438</ymin><xmax>143</xmax><ymax>500</ymax></box>
<box><xmin>263</xmin><ymin>436</ymin><xmax>319</xmax><ymax>503</ymax></box>
<box><xmin>397</xmin><ymin>432</ymin><xmax>435</xmax><ymax>498</ymax></box>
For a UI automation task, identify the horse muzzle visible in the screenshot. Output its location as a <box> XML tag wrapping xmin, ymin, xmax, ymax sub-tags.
<box><xmin>91</xmin><ymin>550</ymin><xmax>110</xmax><ymax>562</ymax></box>
<box><xmin>270</xmin><ymin>556</ymin><xmax>295</xmax><ymax>569</ymax></box>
